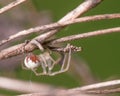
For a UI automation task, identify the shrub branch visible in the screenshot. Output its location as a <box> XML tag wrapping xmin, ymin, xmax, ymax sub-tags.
<box><xmin>0</xmin><ymin>0</ymin><xmax>103</xmax><ymax>60</ymax></box>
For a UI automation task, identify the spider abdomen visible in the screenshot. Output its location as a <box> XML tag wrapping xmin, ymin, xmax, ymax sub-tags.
<box><xmin>24</xmin><ymin>53</ymin><xmax>40</xmax><ymax>69</ymax></box>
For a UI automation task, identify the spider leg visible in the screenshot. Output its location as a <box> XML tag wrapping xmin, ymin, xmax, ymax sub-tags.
<box><xmin>47</xmin><ymin>51</ymin><xmax>68</xmax><ymax>75</ymax></box>
<box><xmin>47</xmin><ymin>62</ymin><xmax>53</xmax><ymax>75</ymax></box>
<box><xmin>30</xmin><ymin>39</ymin><xmax>44</xmax><ymax>52</ymax></box>
<box><xmin>63</xmin><ymin>44</ymin><xmax>72</xmax><ymax>71</ymax></box>
<box><xmin>47</xmin><ymin>56</ymin><xmax>55</xmax><ymax>74</ymax></box>
<box><xmin>31</xmin><ymin>65</ymin><xmax>47</xmax><ymax>76</ymax></box>
<box><xmin>60</xmin><ymin>52</ymin><xmax>67</xmax><ymax>70</ymax></box>
<box><xmin>41</xmin><ymin>52</ymin><xmax>60</xmax><ymax>75</ymax></box>
<box><xmin>58</xmin><ymin>44</ymin><xmax>72</xmax><ymax>72</ymax></box>
<box><xmin>39</xmin><ymin>55</ymin><xmax>48</xmax><ymax>74</ymax></box>
<box><xmin>22</xmin><ymin>62</ymin><xmax>28</xmax><ymax>70</ymax></box>
<box><xmin>48</xmin><ymin>44</ymin><xmax>72</xmax><ymax>76</ymax></box>
<box><xmin>31</xmin><ymin>54</ymin><xmax>48</xmax><ymax>76</ymax></box>
<box><xmin>31</xmin><ymin>62</ymin><xmax>47</xmax><ymax>76</ymax></box>
<box><xmin>47</xmin><ymin>52</ymin><xmax>57</xmax><ymax>69</ymax></box>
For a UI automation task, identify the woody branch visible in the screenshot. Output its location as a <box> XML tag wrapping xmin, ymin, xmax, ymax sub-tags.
<box><xmin>0</xmin><ymin>77</ymin><xmax>120</xmax><ymax>95</ymax></box>
<box><xmin>0</xmin><ymin>0</ymin><xmax>120</xmax><ymax>96</ymax></box>
<box><xmin>0</xmin><ymin>13</ymin><xmax>120</xmax><ymax>46</ymax></box>
<box><xmin>0</xmin><ymin>0</ymin><xmax>103</xmax><ymax>60</ymax></box>
<box><xmin>0</xmin><ymin>0</ymin><xmax>27</xmax><ymax>14</ymax></box>
<box><xmin>19</xmin><ymin>79</ymin><xmax>120</xmax><ymax>96</ymax></box>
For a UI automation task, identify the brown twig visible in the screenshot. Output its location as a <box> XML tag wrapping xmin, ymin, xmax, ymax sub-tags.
<box><xmin>0</xmin><ymin>13</ymin><xmax>120</xmax><ymax>46</ymax></box>
<box><xmin>0</xmin><ymin>79</ymin><xmax>119</xmax><ymax>95</ymax></box>
<box><xmin>0</xmin><ymin>0</ymin><xmax>27</xmax><ymax>14</ymax></box>
<box><xmin>72</xmin><ymin>79</ymin><xmax>120</xmax><ymax>91</ymax></box>
<box><xmin>85</xmin><ymin>88</ymin><xmax>120</xmax><ymax>94</ymax></box>
<box><xmin>49</xmin><ymin>27</ymin><xmax>120</xmax><ymax>45</ymax></box>
<box><xmin>0</xmin><ymin>27</ymin><xmax>120</xmax><ymax>60</ymax></box>
<box><xmin>33</xmin><ymin>0</ymin><xmax>102</xmax><ymax>44</ymax></box>
<box><xmin>0</xmin><ymin>0</ymin><xmax>103</xmax><ymax>60</ymax></box>
<box><xmin>0</xmin><ymin>76</ymin><xmax>62</xmax><ymax>93</ymax></box>
<box><xmin>0</xmin><ymin>0</ymin><xmax>120</xmax><ymax>96</ymax></box>
<box><xmin>19</xmin><ymin>79</ymin><xmax>120</xmax><ymax>96</ymax></box>
<box><xmin>1</xmin><ymin>77</ymin><xmax>119</xmax><ymax>96</ymax></box>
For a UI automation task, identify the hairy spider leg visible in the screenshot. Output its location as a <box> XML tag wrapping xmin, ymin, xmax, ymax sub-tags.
<box><xmin>48</xmin><ymin>44</ymin><xmax>72</xmax><ymax>76</ymax></box>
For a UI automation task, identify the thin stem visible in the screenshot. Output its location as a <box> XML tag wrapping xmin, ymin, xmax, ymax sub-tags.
<box><xmin>19</xmin><ymin>80</ymin><xmax>120</xmax><ymax>95</ymax></box>
<box><xmin>34</xmin><ymin>0</ymin><xmax>102</xmax><ymax>44</ymax></box>
<box><xmin>0</xmin><ymin>76</ymin><xmax>61</xmax><ymax>93</ymax></box>
<box><xmin>85</xmin><ymin>88</ymin><xmax>120</xmax><ymax>94</ymax></box>
<box><xmin>0</xmin><ymin>27</ymin><xmax>119</xmax><ymax>60</ymax></box>
<box><xmin>69</xmin><ymin>79</ymin><xmax>120</xmax><ymax>94</ymax></box>
<box><xmin>0</xmin><ymin>13</ymin><xmax>120</xmax><ymax>46</ymax></box>
<box><xmin>0</xmin><ymin>0</ymin><xmax>27</xmax><ymax>14</ymax></box>
<box><xmin>0</xmin><ymin>0</ymin><xmax>103</xmax><ymax>60</ymax></box>
<box><xmin>74</xmin><ymin>80</ymin><xmax>120</xmax><ymax>91</ymax></box>
<box><xmin>49</xmin><ymin>27</ymin><xmax>120</xmax><ymax>45</ymax></box>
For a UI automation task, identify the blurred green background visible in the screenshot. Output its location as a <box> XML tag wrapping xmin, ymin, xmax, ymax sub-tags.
<box><xmin>0</xmin><ymin>0</ymin><xmax>120</xmax><ymax>95</ymax></box>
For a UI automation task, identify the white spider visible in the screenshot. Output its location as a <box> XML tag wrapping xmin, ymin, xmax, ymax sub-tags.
<box><xmin>23</xmin><ymin>40</ymin><xmax>81</xmax><ymax>76</ymax></box>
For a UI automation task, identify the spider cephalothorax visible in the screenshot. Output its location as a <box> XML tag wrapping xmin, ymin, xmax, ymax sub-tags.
<box><xmin>23</xmin><ymin>40</ymin><xmax>81</xmax><ymax>76</ymax></box>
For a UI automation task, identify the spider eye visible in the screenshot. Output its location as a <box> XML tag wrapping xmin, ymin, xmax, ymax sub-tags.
<box><xmin>24</xmin><ymin>54</ymin><xmax>40</xmax><ymax>69</ymax></box>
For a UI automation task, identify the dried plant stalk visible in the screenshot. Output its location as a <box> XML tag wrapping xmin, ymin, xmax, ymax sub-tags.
<box><xmin>0</xmin><ymin>0</ymin><xmax>27</xmax><ymax>14</ymax></box>
<box><xmin>0</xmin><ymin>0</ymin><xmax>103</xmax><ymax>60</ymax></box>
<box><xmin>0</xmin><ymin>13</ymin><xmax>120</xmax><ymax>46</ymax></box>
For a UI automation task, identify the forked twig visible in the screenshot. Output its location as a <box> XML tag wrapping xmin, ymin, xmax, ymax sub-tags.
<box><xmin>33</xmin><ymin>0</ymin><xmax>102</xmax><ymax>43</ymax></box>
<box><xmin>0</xmin><ymin>0</ymin><xmax>103</xmax><ymax>60</ymax></box>
<box><xmin>0</xmin><ymin>0</ymin><xmax>120</xmax><ymax>95</ymax></box>
<box><xmin>0</xmin><ymin>13</ymin><xmax>120</xmax><ymax>46</ymax></box>
<box><xmin>0</xmin><ymin>27</ymin><xmax>120</xmax><ymax>60</ymax></box>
